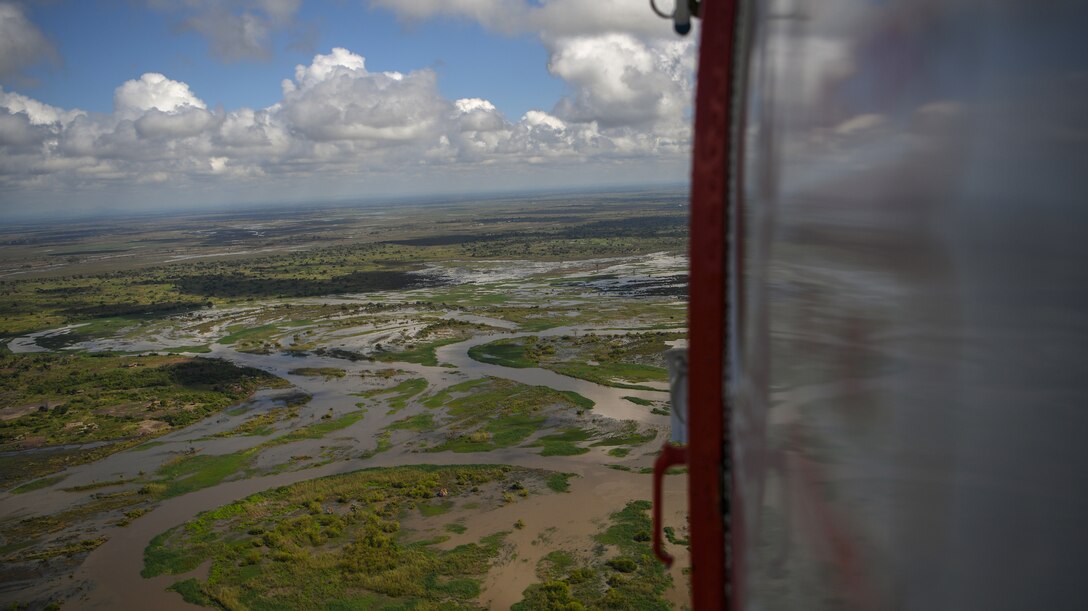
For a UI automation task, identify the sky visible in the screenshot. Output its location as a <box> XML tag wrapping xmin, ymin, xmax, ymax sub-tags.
<box><xmin>0</xmin><ymin>0</ymin><xmax>697</xmax><ymax>220</ymax></box>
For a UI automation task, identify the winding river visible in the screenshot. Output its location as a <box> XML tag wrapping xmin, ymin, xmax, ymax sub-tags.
<box><xmin>3</xmin><ymin>323</ymin><xmax>688</xmax><ymax>609</ymax></box>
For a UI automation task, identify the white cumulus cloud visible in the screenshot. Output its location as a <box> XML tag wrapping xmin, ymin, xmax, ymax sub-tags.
<box><xmin>114</xmin><ymin>73</ymin><xmax>207</xmax><ymax>117</ymax></box>
<box><xmin>0</xmin><ymin>44</ymin><xmax>692</xmax><ymax>214</ymax></box>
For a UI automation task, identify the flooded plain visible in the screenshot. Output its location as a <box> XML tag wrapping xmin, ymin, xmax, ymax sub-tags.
<box><xmin>0</xmin><ymin>250</ymin><xmax>690</xmax><ymax>609</ymax></box>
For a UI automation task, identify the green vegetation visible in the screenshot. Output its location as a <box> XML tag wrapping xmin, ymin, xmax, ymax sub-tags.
<box><xmin>10</xmin><ymin>475</ymin><xmax>67</xmax><ymax>494</ymax></box>
<box><xmin>211</xmin><ymin>406</ymin><xmax>294</xmax><ymax>438</ymax></box>
<box><xmin>422</xmin><ymin>378</ymin><xmax>488</xmax><ymax>408</ymax></box>
<box><xmin>218</xmin><ymin>324</ymin><xmax>278</xmax><ymax>346</ymax></box>
<box><xmin>1</xmin><ymin>490</ymin><xmax>149</xmax><ymax>559</ymax></box>
<box><xmin>387</xmin><ymin>412</ymin><xmax>437</xmax><ymax>432</ymax></box>
<box><xmin>467</xmin><ymin>339</ymin><xmax>534</xmax><ymax>368</ymax></box>
<box><xmin>558</xmin><ymin>390</ymin><xmax>595</xmax><ymax>410</ymax></box>
<box><xmin>591</xmin><ymin>422</ymin><xmax>658</xmax><ymax>448</ymax></box>
<box><xmin>358</xmin><ymin>378</ymin><xmax>428</xmax><ymax>414</ymax></box>
<box><xmin>0</xmin><ymin>194</ymin><xmax>693</xmax><ymax>606</ymax></box>
<box><xmin>514</xmin><ymin>500</ymin><xmax>671</xmax><ymax>610</ymax></box>
<box><xmin>537</xmin><ymin>550</ymin><xmax>577</xmax><ymax>580</ymax></box>
<box><xmin>361</xmin><ymin>431</ymin><xmax>392</xmax><ymax>459</ymax></box>
<box><xmin>143</xmin><ymin>405</ymin><xmax>370</xmax><ymax>500</ymax></box>
<box><xmin>154</xmin><ymin>451</ymin><xmax>255</xmax><ymax>499</ymax></box>
<box><xmin>664</xmin><ymin>526</ymin><xmax>690</xmax><ymax>546</ymax></box>
<box><xmin>622</xmin><ymin>396</ymin><xmax>655</xmax><ymax>407</ymax></box>
<box><xmin>142</xmin><ymin>465</ymin><xmax>564</xmax><ymax>609</ymax></box>
<box><xmin>169</xmin><ymin>578</ymin><xmax>213</xmax><ymax>607</ymax></box>
<box><xmin>0</xmin><ymin>353</ymin><xmax>288</xmax><ymax>487</ymax></box>
<box><xmin>468</xmin><ymin>333</ymin><xmax>680</xmax><ymax>391</ymax></box>
<box><xmin>545</xmin><ymin>473</ymin><xmax>575</xmax><ymax>493</ymax></box>
<box><xmin>61</xmin><ymin>478</ymin><xmax>128</xmax><ymax>492</ymax></box>
<box><xmin>372</xmin><ymin>337</ymin><xmax>460</xmax><ymax>367</ymax></box>
<box><xmin>418</xmin><ymin>500</ymin><xmax>454</xmax><ymax>517</ymax></box>
<box><xmin>288</xmin><ymin>367</ymin><xmax>347</xmax><ymax>378</ymax></box>
<box><xmin>117</xmin><ymin>507</ymin><xmax>150</xmax><ymax>527</ymax></box>
<box><xmin>529</xmin><ymin>428</ymin><xmax>593</xmax><ymax>457</ymax></box>
<box><xmin>269</xmin><ymin>409</ymin><xmax>367</xmax><ymax>445</ymax></box>
<box><xmin>0</xmin><ymin>192</ymin><xmax>686</xmax><ymax>340</ymax></box>
<box><xmin>422</xmin><ymin>378</ymin><xmax>589</xmax><ymax>453</ymax></box>
<box><xmin>7</xmin><ymin>537</ymin><xmax>107</xmax><ymax>562</ymax></box>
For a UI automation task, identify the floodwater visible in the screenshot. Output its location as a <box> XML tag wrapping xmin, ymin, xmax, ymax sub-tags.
<box><xmin>1</xmin><ymin>320</ymin><xmax>687</xmax><ymax>609</ymax></box>
<box><xmin>69</xmin><ymin>449</ymin><xmax>689</xmax><ymax>610</ymax></box>
<box><xmin>437</xmin><ymin>330</ymin><xmax>667</xmax><ymax>423</ymax></box>
<box><xmin>2</xmin><ymin>252</ymin><xmax>692</xmax><ymax>608</ymax></box>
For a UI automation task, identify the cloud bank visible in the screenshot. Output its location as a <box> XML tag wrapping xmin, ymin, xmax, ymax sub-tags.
<box><xmin>0</xmin><ymin>2</ymin><xmax>58</xmax><ymax>79</ymax></box>
<box><xmin>0</xmin><ymin>1</ymin><xmax>694</xmax><ymax>216</ymax></box>
<box><xmin>148</xmin><ymin>0</ymin><xmax>305</xmax><ymax>61</ymax></box>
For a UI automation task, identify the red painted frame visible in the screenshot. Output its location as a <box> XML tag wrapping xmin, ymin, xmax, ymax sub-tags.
<box><xmin>686</xmin><ymin>0</ymin><xmax>739</xmax><ymax>608</ymax></box>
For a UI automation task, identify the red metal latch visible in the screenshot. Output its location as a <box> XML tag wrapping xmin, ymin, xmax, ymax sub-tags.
<box><xmin>653</xmin><ymin>442</ymin><xmax>689</xmax><ymax>567</ymax></box>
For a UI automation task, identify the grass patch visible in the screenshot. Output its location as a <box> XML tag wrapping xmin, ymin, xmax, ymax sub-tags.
<box><xmin>133</xmin><ymin>440</ymin><xmax>169</xmax><ymax>451</ymax></box>
<box><xmin>545</xmin><ymin>473</ymin><xmax>575</xmax><ymax>493</ymax></box>
<box><xmin>558</xmin><ymin>390</ymin><xmax>595</xmax><ymax>410</ymax></box>
<box><xmin>61</xmin><ymin>478</ymin><xmax>129</xmax><ymax>492</ymax></box>
<box><xmin>445</xmin><ymin>522</ymin><xmax>467</xmax><ymax>534</ymax></box>
<box><xmin>372</xmin><ymin>337</ymin><xmax>462</xmax><ymax>367</ymax></box>
<box><xmin>425</xmin><ymin>378</ymin><xmax>590</xmax><ymax>453</ymax></box>
<box><xmin>422</xmin><ymin>378</ymin><xmax>487</xmax><ymax>408</ymax></box>
<box><xmin>217</xmin><ymin>323</ymin><xmax>278</xmax><ymax>346</ymax></box>
<box><xmin>386</xmin><ymin>413</ymin><xmax>436</xmax><ymax>432</ymax></box>
<box><xmin>467</xmin><ymin>334</ymin><xmax>676</xmax><ymax>391</ymax></box>
<box><xmin>435</xmin><ymin>414</ymin><xmax>545</xmax><ymax>453</ymax></box>
<box><xmin>358</xmin><ymin>378</ymin><xmax>428</xmax><ymax>414</ymax></box>
<box><xmin>591</xmin><ymin>422</ymin><xmax>658</xmax><ymax>448</ymax></box>
<box><xmin>153</xmin><ymin>451</ymin><xmax>255</xmax><ymax>499</ymax></box>
<box><xmin>10</xmin><ymin>474</ymin><xmax>67</xmax><ymax>494</ymax></box>
<box><xmin>418</xmin><ymin>500</ymin><xmax>454</xmax><ymax>517</ymax></box>
<box><xmin>0</xmin><ymin>353</ymin><xmax>288</xmax><ymax>488</ymax></box>
<box><xmin>169</xmin><ymin>578</ymin><xmax>213</xmax><ymax>607</ymax></box>
<box><xmin>211</xmin><ymin>406</ymin><xmax>296</xmax><ymax>438</ymax></box>
<box><xmin>622</xmin><ymin>396</ymin><xmax>654</xmax><ymax>407</ymax></box>
<box><xmin>607</xmin><ymin>447</ymin><xmax>631</xmax><ymax>458</ymax></box>
<box><xmin>266</xmin><ymin>410</ymin><xmax>367</xmax><ymax>446</ymax></box>
<box><xmin>467</xmin><ymin>339</ymin><xmax>534</xmax><ymax>368</ymax></box>
<box><xmin>551</xmin><ymin>362</ymin><xmax>666</xmax><ymax>391</ymax></box>
<box><xmin>528</xmin><ymin>428</ymin><xmax>592</xmax><ymax>457</ymax></box>
<box><xmin>140</xmin><ymin>465</ymin><xmax>564</xmax><ymax>608</ymax></box>
<box><xmin>1</xmin><ymin>492</ymin><xmax>148</xmax><ymax>558</ymax></box>
<box><xmin>515</xmin><ymin>499</ymin><xmax>671</xmax><ymax>610</ymax></box>
<box><xmin>10</xmin><ymin>537</ymin><xmax>107</xmax><ymax>562</ymax></box>
<box><xmin>288</xmin><ymin>367</ymin><xmax>347</xmax><ymax>378</ymax></box>
<box><xmin>360</xmin><ymin>431</ymin><xmax>392</xmax><ymax>459</ymax></box>
<box><xmin>664</xmin><ymin>526</ymin><xmax>689</xmax><ymax>546</ymax></box>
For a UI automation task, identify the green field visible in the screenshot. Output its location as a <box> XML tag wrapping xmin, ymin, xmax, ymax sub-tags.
<box><xmin>468</xmin><ymin>333</ymin><xmax>681</xmax><ymax>391</ymax></box>
<box><xmin>142</xmin><ymin>465</ymin><xmax>557</xmax><ymax>609</ymax></box>
<box><xmin>0</xmin><ymin>192</ymin><xmax>690</xmax><ymax>608</ymax></box>
<box><xmin>0</xmin><ymin>354</ymin><xmax>289</xmax><ymax>488</ymax></box>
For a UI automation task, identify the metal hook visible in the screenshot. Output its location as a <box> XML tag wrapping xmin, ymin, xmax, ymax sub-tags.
<box><xmin>649</xmin><ymin>0</ymin><xmax>701</xmax><ymax>35</ymax></box>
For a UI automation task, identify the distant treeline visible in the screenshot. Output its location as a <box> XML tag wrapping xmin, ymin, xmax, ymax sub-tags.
<box><xmin>171</xmin><ymin>270</ymin><xmax>438</xmax><ymax>298</ymax></box>
<box><xmin>386</xmin><ymin>214</ymin><xmax>686</xmax><ymax>248</ymax></box>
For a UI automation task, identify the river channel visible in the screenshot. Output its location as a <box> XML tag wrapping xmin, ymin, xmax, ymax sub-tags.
<box><xmin>3</xmin><ymin>322</ymin><xmax>688</xmax><ymax>609</ymax></box>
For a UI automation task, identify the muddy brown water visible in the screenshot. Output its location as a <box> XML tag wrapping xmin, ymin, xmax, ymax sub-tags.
<box><xmin>69</xmin><ymin>449</ymin><xmax>688</xmax><ymax>610</ymax></box>
<box><xmin>3</xmin><ymin>321</ymin><xmax>688</xmax><ymax>609</ymax></box>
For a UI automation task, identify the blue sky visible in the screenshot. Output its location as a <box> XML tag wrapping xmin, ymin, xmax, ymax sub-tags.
<box><xmin>18</xmin><ymin>1</ymin><xmax>564</xmax><ymax>120</ymax></box>
<box><xmin>0</xmin><ymin>1</ymin><xmax>695</xmax><ymax>219</ymax></box>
